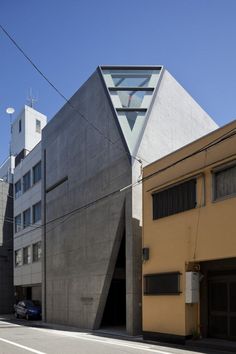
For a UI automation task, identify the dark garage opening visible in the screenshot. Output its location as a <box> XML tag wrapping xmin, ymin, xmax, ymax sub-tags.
<box><xmin>101</xmin><ymin>233</ymin><xmax>126</xmax><ymax>327</ymax></box>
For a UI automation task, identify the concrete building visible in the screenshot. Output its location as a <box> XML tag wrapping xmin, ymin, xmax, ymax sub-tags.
<box><xmin>142</xmin><ymin>120</ymin><xmax>236</xmax><ymax>343</ymax></box>
<box><xmin>42</xmin><ymin>65</ymin><xmax>217</xmax><ymax>335</ymax></box>
<box><xmin>0</xmin><ymin>105</ymin><xmax>47</xmax><ymax>304</ymax></box>
<box><xmin>0</xmin><ymin>180</ymin><xmax>14</xmax><ymax>312</ymax></box>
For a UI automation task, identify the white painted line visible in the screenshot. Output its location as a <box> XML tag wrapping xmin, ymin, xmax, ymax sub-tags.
<box><xmin>0</xmin><ymin>338</ymin><xmax>47</xmax><ymax>354</ymax></box>
<box><xmin>31</xmin><ymin>327</ymin><xmax>172</xmax><ymax>353</ymax></box>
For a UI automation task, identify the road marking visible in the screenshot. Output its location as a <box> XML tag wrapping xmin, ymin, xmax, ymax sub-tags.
<box><xmin>0</xmin><ymin>338</ymin><xmax>47</xmax><ymax>354</ymax></box>
<box><xmin>32</xmin><ymin>327</ymin><xmax>174</xmax><ymax>353</ymax></box>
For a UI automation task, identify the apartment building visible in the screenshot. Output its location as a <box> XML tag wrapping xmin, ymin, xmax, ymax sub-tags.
<box><xmin>0</xmin><ymin>180</ymin><xmax>14</xmax><ymax>312</ymax></box>
<box><xmin>42</xmin><ymin>65</ymin><xmax>217</xmax><ymax>334</ymax></box>
<box><xmin>0</xmin><ymin>105</ymin><xmax>47</xmax><ymax>304</ymax></box>
<box><xmin>142</xmin><ymin>120</ymin><xmax>236</xmax><ymax>343</ymax></box>
<box><xmin>14</xmin><ymin>142</ymin><xmax>43</xmax><ymax>302</ymax></box>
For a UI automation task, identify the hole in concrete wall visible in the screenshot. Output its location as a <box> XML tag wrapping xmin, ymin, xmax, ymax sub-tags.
<box><xmin>101</xmin><ymin>232</ymin><xmax>126</xmax><ymax>327</ymax></box>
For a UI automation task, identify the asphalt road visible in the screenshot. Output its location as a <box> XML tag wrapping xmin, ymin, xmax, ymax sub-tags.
<box><xmin>0</xmin><ymin>317</ymin><xmax>228</xmax><ymax>354</ymax></box>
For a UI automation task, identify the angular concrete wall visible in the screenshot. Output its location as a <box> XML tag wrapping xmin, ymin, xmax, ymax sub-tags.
<box><xmin>42</xmin><ymin>70</ymin><xmax>133</xmax><ymax>330</ymax></box>
<box><xmin>0</xmin><ymin>182</ymin><xmax>14</xmax><ymax>313</ymax></box>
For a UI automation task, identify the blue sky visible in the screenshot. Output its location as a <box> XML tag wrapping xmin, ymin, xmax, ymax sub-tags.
<box><xmin>0</xmin><ymin>0</ymin><xmax>236</xmax><ymax>162</ymax></box>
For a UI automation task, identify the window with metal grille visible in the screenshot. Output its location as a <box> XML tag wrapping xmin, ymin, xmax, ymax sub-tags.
<box><xmin>213</xmin><ymin>164</ymin><xmax>236</xmax><ymax>200</ymax></box>
<box><xmin>152</xmin><ymin>179</ymin><xmax>197</xmax><ymax>220</ymax></box>
<box><xmin>144</xmin><ymin>272</ymin><xmax>181</xmax><ymax>295</ymax></box>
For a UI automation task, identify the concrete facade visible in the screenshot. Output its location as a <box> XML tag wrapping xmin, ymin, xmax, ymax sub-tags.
<box><xmin>142</xmin><ymin>120</ymin><xmax>236</xmax><ymax>343</ymax></box>
<box><xmin>0</xmin><ymin>181</ymin><xmax>14</xmax><ymax>313</ymax></box>
<box><xmin>42</xmin><ymin>66</ymin><xmax>218</xmax><ymax>335</ymax></box>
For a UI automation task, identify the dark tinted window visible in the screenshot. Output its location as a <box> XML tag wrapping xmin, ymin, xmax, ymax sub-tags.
<box><xmin>15</xmin><ymin>180</ymin><xmax>21</xmax><ymax>199</ymax></box>
<box><xmin>33</xmin><ymin>162</ymin><xmax>41</xmax><ymax>184</ymax></box>
<box><xmin>144</xmin><ymin>272</ymin><xmax>181</xmax><ymax>295</ymax></box>
<box><xmin>23</xmin><ymin>171</ymin><xmax>31</xmax><ymax>192</ymax></box>
<box><xmin>153</xmin><ymin>179</ymin><xmax>196</xmax><ymax>220</ymax></box>
<box><xmin>23</xmin><ymin>208</ymin><xmax>31</xmax><ymax>228</ymax></box>
<box><xmin>33</xmin><ymin>202</ymin><xmax>41</xmax><ymax>223</ymax></box>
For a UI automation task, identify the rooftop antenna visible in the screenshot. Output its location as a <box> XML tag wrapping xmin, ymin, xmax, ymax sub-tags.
<box><xmin>27</xmin><ymin>88</ymin><xmax>37</xmax><ymax>108</ymax></box>
<box><xmin>6</xmin><ymin>107</ymin><xmax>15</xmax><ymax>156</ymax></box>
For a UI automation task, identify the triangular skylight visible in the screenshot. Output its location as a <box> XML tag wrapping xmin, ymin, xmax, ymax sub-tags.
<box><xmin>101</xmin><ymin>66</ymin><xmax>161</xmax><ymax>154</ymax></box>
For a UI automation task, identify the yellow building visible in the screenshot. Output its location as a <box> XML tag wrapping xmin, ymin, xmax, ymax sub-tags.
<box><xmin>142</xmin><ymin>120</ymin><xmax>236</xmax><ymax>344</ymax></box>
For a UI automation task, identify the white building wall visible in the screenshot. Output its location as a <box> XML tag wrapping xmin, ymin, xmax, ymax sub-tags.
<box><xmin>11</xmin><ymin>105</ymin><xmax>47</xmax><ymax>157</ymax></box>
<box><xmin>0</xmin><ymin>156</ymin><xmax>15</xmax><ymax>183</ymax></box>
<box><xmin>13</xmin><ymin>142</ymin><xmax>42</xmax><ymax>286</ymax></box>
<box><xmin>132</xmin><ymin>69</ymin><xmax>218</xmax><ymax>222</ymax></box>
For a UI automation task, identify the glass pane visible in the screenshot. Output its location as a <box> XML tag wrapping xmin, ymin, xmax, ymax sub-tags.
<box><xmin>110</xmin><ymin>90</ymin><xmax>152</xmax><ymax>109</ymax></box>
<box><xmin>215</xmin><ymin>165</ymin><xmax>236</xmax><ymax>199</ymax></box>
<box><xmin>117</xmin><ymin>111</ymin><xmax>146</xmax><ymax>130</ymax></box>
<box><xmin>103</xmin><ymin>69</ymin><xmax>160</xmax><ymax>88</ymax></box>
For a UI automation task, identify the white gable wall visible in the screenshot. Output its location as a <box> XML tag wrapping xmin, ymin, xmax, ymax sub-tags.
<box><xmin>132</xmin><ymin>69</ymin><xmax>218</xmax><ymax>222</ymax></box>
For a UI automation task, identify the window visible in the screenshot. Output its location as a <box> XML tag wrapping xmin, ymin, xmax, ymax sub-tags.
<box><xmin>23</xmin><ymin>208</ymin><xmax>31</xmax><ymax>229</ymax></box>
<box><xmin>23</xmin><ymin>171</ymin><xmax>31</xmax><ymax>192</ymax></box>
<box><xmin>23</xmin><ymin>246</ymin><xmax>31</xmax><ymax>265</ymax></box>
<box><xmin>15</xmin><ymin>214</ymin><xmax>22</xmax><ymax>233</ymax></box>
<box><xmin>213</xmin><ymin>164</ymin><xmax>236</xmax><ymax>200</ymax></box>
<box><xmin>36</xmin><ymin>119</ymin><xmax>41</xmax><ymax>133</ymax></box>
<box><xmin>152</xmin><ymin>179</ymin><xmax>197</xmax><ymax>220</ymax></box>
<box><xmin>33</xmin><ymin>202</ymin><xmax>41</xmax><ymax>223</ymax></box>
<box><xmin>33</xmin><ymin>242</ymin><xmax>41</xmax><ymax>262</ymax></box>
<box><xmin>14</xmin><ymin>180</ymin><xmax>21</xmax><ymax>199</ymax></box>
<box><xmin>33</xmin><ymin>161</ymin><xmax>41</xmax><ymax>184</ymax></box>
<box><xmin>144</xmin><ymin>272</ymin><xmax>181</xmax><ymax>295</ymax></box>
<box><xmin>15</xmin><ymin>249</ymin><xmax>22</xmax><ymax>267</ymax></box>
<box><xmin>101</xmin><ymin>67</ymin><xmax>161</xmax><ymax>155</ymax></box>
<box><xmin>19</xmin><ymin>119</ymin><xmax>22</xmax><ymax>133</ymax></box>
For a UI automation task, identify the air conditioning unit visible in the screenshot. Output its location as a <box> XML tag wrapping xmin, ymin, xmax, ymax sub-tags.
<box><xmin>185</xmin><ymin>272</ymin><xmax>199</xmax><ymax>304</ymax></box>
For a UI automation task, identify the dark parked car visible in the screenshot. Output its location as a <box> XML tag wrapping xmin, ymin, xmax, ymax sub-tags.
<box><xmin>14</xmin><ymin>300</ymin><xmax>41</xmax><ymax>320</ymax></box>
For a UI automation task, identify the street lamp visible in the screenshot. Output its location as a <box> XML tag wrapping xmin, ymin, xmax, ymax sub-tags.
<box><xmin>6</xmin><ymin>107</ymin><xmax>15</xmax><ymax>156</ymax></box>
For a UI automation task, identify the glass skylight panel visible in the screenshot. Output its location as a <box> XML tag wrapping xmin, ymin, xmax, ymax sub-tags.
<box><xmin>101</xmin><ymin>66</ymin><xmax>162</xmax><ymax>154</ymax></box>
<box><xmin>117</xmin><ymin>111</ymin><xmax>146</xmax><ymax>130</ymax></box>
<box><xmin>110</xmin><ymin>91</ymin><xmax>152</xmax><ymax>109</ymax></box>
<box><xmin>103</xmin><ymin>69</ymin><xmax>160</xmax><ymax>88</ymax></box>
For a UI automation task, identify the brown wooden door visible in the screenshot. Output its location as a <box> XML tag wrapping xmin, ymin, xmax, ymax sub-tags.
<box><xmin>209</xmin><ymin>275</ymin><xmax>236</xmax><ymax>340</ymax></box>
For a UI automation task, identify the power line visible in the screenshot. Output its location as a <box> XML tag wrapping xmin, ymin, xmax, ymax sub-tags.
<box><xmin>2</xmin><ymin>125</ymin><xmax>236</xmax><ymax>242</ymax></box>
<box><xmin>137</xmin><ymin>125</ymin><xmax>236</xmax><ymax>187</ymax></box>
<box><xmin>0</xmin><ymin>24</ymin><xmax>143</xmax><ymax>165</ymax></box>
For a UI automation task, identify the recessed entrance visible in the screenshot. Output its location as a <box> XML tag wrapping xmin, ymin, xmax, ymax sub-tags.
<box><xmin>101</xmin><ymin>232</ymin><xmax>126</xmax><ymax>327</ymax></box>
<box><xmin>200</xmin><ymin>258</ymin><xmax>236</xmax><ymax>341</ymax></box>
<box><xmin>209</xmin><ymin>275</ymin><xmax>236</xmax><ymax>340</ymax></box>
